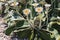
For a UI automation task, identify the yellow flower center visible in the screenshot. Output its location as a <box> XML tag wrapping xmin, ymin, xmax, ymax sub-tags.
<box><xmin>37</xmin><ymin>8</ymin><xmax>41</xmax><ymax>12</ymax></box>
<box><xmin>35</xmin><ymin>7</ymin><xmax>43</xmax><ymax>13</ymax></box>
<box><xmin>24</xmin><ymin>10</ymin><xmax>29</xmax><ymax>14</ymax></box>
<box><xmin>23</xmin><ymin>9</ymin><xmax>31</xmax><ymax>16</ymax></box>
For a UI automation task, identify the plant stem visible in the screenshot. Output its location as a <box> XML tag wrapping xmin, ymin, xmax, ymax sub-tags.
<box><xmin>15</xmin><ymin>7</ymin><xmax>25</xmax><ymax>19</ymax></box>
<box><xmin>46</xmin><ymin>13</ymin><xmax>48</xmax><ymax>25</ymax></box>
<box><xmin>27</xmin><ymin>15</ymin><xmax>29</xmax><ymax>21</ymax></box>
<box><xmin>30</xmin><ymin>0</ymin><xmax>33</xmax><ymax>19</ymax></box>
<box><xmin>39</xmin><ymin>19</ymin><xmax>42</xmax><ymax>29</ymax></box>
<box><xmin>39</xmin><ymin>13</ymin><xmax>42</xmax><ymax>29</ymax></box>
<box><xmin>30</xmin><ymin>30</ymin><xmax>34</xmax><ymax>40</ymax></box>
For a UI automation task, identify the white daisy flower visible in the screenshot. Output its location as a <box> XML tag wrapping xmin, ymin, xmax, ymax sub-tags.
<box><xmin>10</xmin><ymin>2</ymin><xmax>19</xmax><ymax>6</ymax></box>
<box><xmin>23</xmin><ymin>9</ymin><xmax>31</xmax><ymax>16</ymax></box>
<box><xmin>45</xmin><ymin>4</ymin><xmax>51</xmax><ymax>8</ymax></box>
<box><xmin>45</xmin><ymin>4</ymin><xmax>51</xmax><ymax>11</ymax></box>
<box><xmin>34</xmin><ymin>0</ymin><xmax>37</xmax><ymax>2</ymax></box>
<box><xmin>35</xmin><ymin>7</ymin><xmax>43</xmax><ymax>13</ymax></box>
<box><xmin>31</xmin><ymin>3</ymin><xmax>39</xmax><ymax>7</ymax></box>
<box><xmin>5</xmin><ymin>3</ymin><xmax>8</xmax><ymax>6</ymax></box>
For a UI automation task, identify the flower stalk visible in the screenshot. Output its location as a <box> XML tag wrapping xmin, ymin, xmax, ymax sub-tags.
<box><xmin>39</xmin><ymin>17</ymin><xmax>42</xmax><ymax>29</ymax></box>
<box><xmin>30</xmin><ymin>0</ymin><xmax>33</xmax><ymax>19</ymax></box>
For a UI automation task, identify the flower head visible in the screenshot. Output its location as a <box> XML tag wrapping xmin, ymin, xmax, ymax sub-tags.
<box><xmin>31</xmin><ymin>3</ymin><xmax>39</xmax><ymax>7</ymax></box>
<box><xmin>5</xmin><ymin>3</ymin><xmax>8</xmax><ymax>6</ymax></box>
<box><xmin>39</xmin><ymin>1</ymin><xmax>46</xmax><ymax>5</ymax></box>
<box><xmin>35</xmin><ymin>7</ymin><xmax>43</xmax><ymax>13</ymax></box>
<box><xmin>45</xmin><ymin>4</ymin><xmax>51</xmax><ymax>8</ymax></box>
<box><xmin>34</xmin><ymin>0</ymin><xmax>37</xmax><ymax>2</ymax></box>
<box><xmin>23</xmin><ymin>9</ymin><xmax>31</xmax><ymax>16</ymax></box>
<box><xmin>45</xmin><ymin>4</ymin><xmax>51</xmax><ymax>10</ymax></box>
<box><xmin>10</xmin><ymin>2</ymin><xmax>19</xmax><ymax>6</ymax></box>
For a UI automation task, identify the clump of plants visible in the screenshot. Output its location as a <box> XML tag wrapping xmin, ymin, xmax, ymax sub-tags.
<box><xmin>0</xmin><ymin>0</ymin><xmax>60</xmax><ymax>40</ymax></box>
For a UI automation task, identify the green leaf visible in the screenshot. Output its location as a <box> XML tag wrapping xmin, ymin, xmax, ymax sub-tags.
<box><xmin>50</xmin><ymin>17</ymin><xmax>57</xmax><ymax>21</ymax></box>
<box><xmin>37</xmin><ymin>13</ymin><xmax>45</xmax><ymax>20</ymax></box>
<box><xmin>55</xmin><ymin>8</ymin><xmax>60</xmax><ymax>10</ymax></box>
<box><xmin>5</xmin><ymin>26</ymin><xmax>15</xmax><ymax>35</ymax></box>
<box><xmin>15</xmin><ymin>20</ymin><xmax>24</xmax><ymax>27</ymax></box>
<box><xmin>5</xmin><ymin>20</ymin><xmax>24</xmax><ymax>35</ymax></box>
<box><xmin>38</xmin><ymin>30</ymin><xmax>52</xmax><ymax>40</ymax></box>
<box><xmin>51</xmin><ymin>23</ymin><xmax>60</xmax><ymax>34</ymax></box>
<box><xmin>17</xmin><ymin>29</ymin><xmax>32</xmax><ymax>39</ymax></box>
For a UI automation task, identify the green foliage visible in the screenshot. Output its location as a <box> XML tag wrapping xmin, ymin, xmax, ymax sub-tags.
<box><xmin>0</xmin><ymin>0</ymin><xmax>60</xmax><ymax>40</ymax></box>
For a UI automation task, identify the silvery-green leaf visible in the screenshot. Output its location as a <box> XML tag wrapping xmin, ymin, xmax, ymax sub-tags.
<box><xmin>11</xmin><ymin>16</ymin><xmax>24</xmax><ymax>21</ymax></box>
<box><xmin>8</xmin><ymin>21</ymin><xmax>15</xmax><ymax>26</ymax></box>
<box><xmin>21</xmin><ymin>25</ymin><xmax>30</xmax><ymax>27</ymax></box>
<box><xmin>53</xmin><ymin>29</ymin><xmax>58</xmax><ymax>36</ymax></box>
<box><xmin>42</xmin><ymin>17</ymin><xmax>46</xmax><ymax>21</ymax></box>
<box><xmin>55</xmin><ymin>8</ymin><xmax>60</xmax><ymax>10</ymax></box>
<box><xmin>8</xmin><ymin>22</ymin><xmax>12</xmax><ymax>26</ymax></box>
<box><xmin>13</xmin><ymin>25</ymin><xmax>30</xmax><ymax>32</ymax></box>
<box><xmin>55</xmin><ymin>35</ymin><xmax>60</xmax><ymax>40</ymax></box>
<box><xmin>57</xmin><ymin>16</ymin><xmax>60</xmax><ymax>19</ymax></box>
<box><xmin>4</xmin><ymin>7</ymin><xmax>9</xmax><ymax>13</ymax></box>
<box><xmin>50</xmin><ymin>29</ymin><xmax>58</xmax><ymax>38</ymax></box>
<box><xmin>47</xmin><ymin>22</ymin><xmax>56</xmax><ymax>31</ymax></box>
<box><xmin>50</xmin><ymin>17</ymin><xmax>57</xmax><ymax>21</ymax></box>
<box><xmin>10</xmin><ymin>16</ymin><xmax>15</xmax><ymax>21</ymax></box>
<box><xmin>8</xmin><ymin>10</ymin><xmax>14</xmax><ymax>16</ymax></box>
<box><xmin>34</xmin><ymin>17</ymin><xmax>37</xmax><ymax>20</ymax></box>
<box><xmin>24</xmin><ymin>21</ymin><xmax>29</xmax><ymax>25</ymax></box>
<box><xmin>37</xmin><ymin>13</ymin><xmax>44</xmax><ymax>19</ymax></box>
<box><xmin>57</xmin><ymin>22</ymin><xmax>60</xmax><ymax>25</ymax></box>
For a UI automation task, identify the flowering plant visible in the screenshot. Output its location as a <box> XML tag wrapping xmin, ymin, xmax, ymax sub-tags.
<box><xmin>0</xmin><ymin>0</ymin><xmax>60</xmax><ymax>40</ymax></box>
